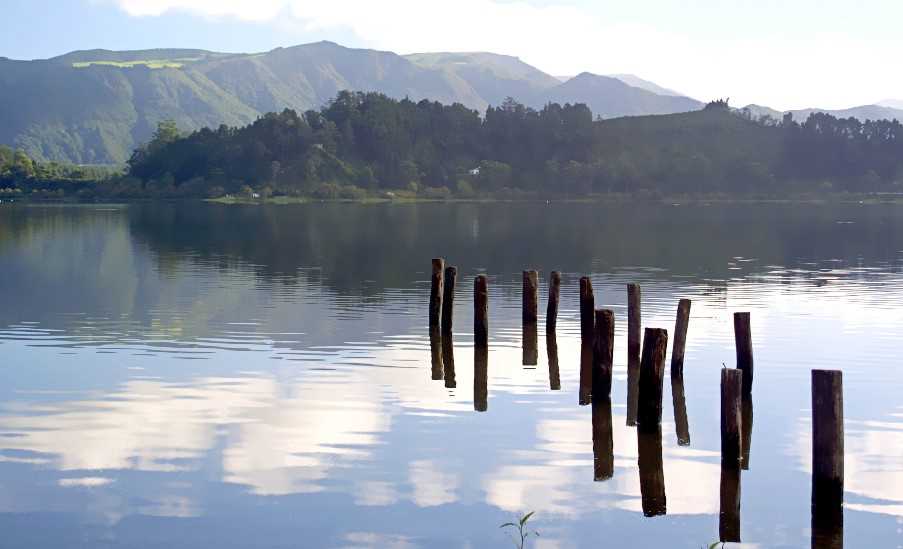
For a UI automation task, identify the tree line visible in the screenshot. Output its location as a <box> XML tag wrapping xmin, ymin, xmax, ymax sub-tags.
<box><xmin>3</xmin><ymin>92</ymin><xmax>903</xmax><ymax>200</ymax></box>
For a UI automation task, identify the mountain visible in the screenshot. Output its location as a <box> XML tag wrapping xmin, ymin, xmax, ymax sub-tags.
<box><xmin>0</xmin><ymin>42</ymin><xmax>703</xmax><ymax>164</ymax></box>
<box><xmin>609</xmin><ymin>74</ymin><xmax>686</xmax><ymax>98</ymax></box>
<box><xmin>744</xmin><ymin>103</ymin><xmax>903</xmax><ymax>123</ymax></box>
<box><xmin>543</xmin><ymin>73</ymin><xmax>703</xmax><ymax>119</ymax></box>
<box><xmin>878</xmin><ymin>99</ymin><xmax>903</xmax><ymax>110</ymax></box>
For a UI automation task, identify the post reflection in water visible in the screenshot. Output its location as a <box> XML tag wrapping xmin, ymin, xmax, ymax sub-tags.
<box><xmin>546</xmin><ymin>330</ymin><xmax>561</xmax><ymax>391</ymax></box>
<box><xmin>671</xmin><ymin>373</ymin><xmax>691</xmax><ymax>446</ymax></box>
<box><xmin>637</xmin><ymin>427</ymin><xmax>666</xmax><ymax>517</ymax></box>
<box><xmin>592</xmin><ymin>397</ymin><xmax>614</xmax><ymax>482</ymax></box>
<box><xmin>441</xmin><ymin>335</ymin><xmax>456</xmax><ymax>389</ymax></box>
<box><xmin>522</xmin><ymin>322</ymin><xmax>538</xmax><ymax>366</ymax></box>
<box><xmin>626</xmin><ymin>358</ymin><xmax>640</xmax><ymax>426</ymax></box>
<box><xmin>429</xmin><ymin>326</ymin><xmax>444</xmax><ymax>381</ymax></box>
<box><xmin>579</xmin><ymin>341</ymin><xmax>593</xmax><ymax>406</ymax></box>
<box><xmin>811</xmin><ymin>503</ymin><xmax>843</xmax><ymax>549</ymax></box>
<box><xmin>719</xmin><ymin>463</ymin><xmax>742</xmax><ymax>543</ymax></box>
<box><xmin>474</xmin><ymin>346</ymin><xmax>488</xmax><ymax>412</ymax></box>
<box><xmin>741</xmin><ymin>396</ymin><xmax>753</xmax><ymax>469</ymax></box>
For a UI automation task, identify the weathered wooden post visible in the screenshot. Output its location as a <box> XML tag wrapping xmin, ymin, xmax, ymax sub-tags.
<box><xmin>442</xmin><ymin>333</ymin><xmax>456</xmax><ymax>389</ymax></box>
<box><xmin>811</xmin><ymin>370</ymin><xmax>844</xmax><ymax>516</ymax></box>
<box><xmin>734</xmin><ymin>312</ymin><xmax>753</xmax><ymax>394</ymax></box>
<box><xmin>637</xmin><ymin>328</ymin><xmax>668</xmax><ymax>433</ymax></box>
<box><xmin>721</xmin><ymin>368</ymin><xmax>743</xmax><ymax>464</ymax></box>
<box><xmin>626</xmin><ymin>283</ymin><xmax>642</xmax><ymax>426</ymax></box>
<box><xmin>441</xmin><ymin>266</ymin><xmax>457</xmax><ymax>335</ymax></box>
<box><xmin>546</xmin><ymin>331</ymin><xmax>561</xmax><ymax>391</ymax></box>
<box><xmin>592</xmin><ymin>309</ymin><xmax>615</xmax><ymax>398</ymax></box>
<box><xmin>474</xmin><ymin>346</ymin><xmax>488</xmax><ymax>412</ymax></box>
<box><xmin>579</xmin><ymin>277</ymin><xmax>595</xmax><ymax>345</ymax></box>
<box><xmin>430</xmin><ymin>258</ymin><xmax>445</xmax><ymax>328</ymax></box>
<box><xmin>671</xmin><ymin>375</ymin><xmax>691</xmax><ymax>446</ymax></box>
<box><xmin>430</xmin><ymin>327</ymin><xmax>443</xmax><ymax>381</ymax></box>
<box><xmin>671</xmin><ymin>299</ymin><xmax>691</xmax><ymax>378</ymax></box>
<box><xmin>627</xmin><ymin>283</ymin><xmax>642</xmax><ymax>368</ymax></box>
<box><xmin>523</xmin><ymin>270</ymin><xmax>539</xmax><ymax>324</ymax></box>
<box><xmin>522</xmin><ymin>322</ymin><xmax>538</xmax><ymax>366</ymax></box>
<box><xmin>592</xmin><ymin>397</ymin><xmax>614</xmax><ymax>481</ymax></box>
<box><xmin>719</xmin><ymin>463</ymin><xmax>741</xmax><ymax>543</ymax></box>
<box><xmin>637</xmin><ymin>427</ymin><xmax>666</xmax><ymax>517</ymax></box>
<box><xmin>474</xmin><ymin>274</ymin><xmax>488</xmax><ymax>349</ymax></box>
<box><xmin>546</xmin><ymin>271</ymin><xmax>561</xmax><ymax>332</ymax></box>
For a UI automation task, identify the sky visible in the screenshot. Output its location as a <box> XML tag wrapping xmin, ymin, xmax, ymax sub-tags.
<box><xmin>2</xmin><ymin>0</ymin><xmax>902</xmax><ymax>111</ymax></box>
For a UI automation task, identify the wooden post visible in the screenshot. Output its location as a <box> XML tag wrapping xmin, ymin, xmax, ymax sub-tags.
<box><xmin>429</xmin><ymin>326</ymin><xmax>443</xmax><ymax>381</ymax></box>
<box><xmin>546</xmin><ymin>271</ymin><xmax>561</xmax><ymax>332</ymax></box>
<box><xmin>579</xmin><ymin>277</ymin><xmax>595</xmax><ymax>345</ymax></box>
<box><xmin>522</xmin><ymin>322</ymin><xmax>538</xmax><ymax>366</ymax></box>
<box><xmin>523</xmin><ymin>270</ymin><xmax>539</xmax><ymax>324</ymax></box>
<box><xmin>474</xmin><ymin>275</ymin><xmax>488</xmax><ymax>349</ymax></box>
<box><xmin>474</xmin><ymin>346</ymin><xmax>488</xmax><ymax>412</ymax></box>
<box><xmin>592</xmin><ymin>397</ymin><xmax>614</xmax><ymax>481</ymax></box>
<box><xmin>627</xmin><ymin>283</ymin><xmax>642</xmax><ymax>368</ymax></box>
<box><xmin>626</xmin><ymin>283</ymin><xmax>642</xmax><ymax>426</ymax></box>
<box><xmin>670</xmin><ymin>299</ymin><xmax>691</xmax><ymax>378</ymax></box>
<box><xmin>442</xmin><ymin>333</ymin><xmax>456</xmax><ymax>389</ymax></box>
<box><xmin>734</xmin><ymin>312</ymin><xmax>753</xmax><ymax>394</ymax></box>
<box><xmin>546</xmin><ymin>331</ymin><xmax>561</xmax><ymax>391</ymax></box>
<box><xmin>671</xmin><ymin>375</ymin><xmax>691</xmax><ymax>446</ymax></box>
<box><xmin>637</xmin><ymin>427</ymin><xmax>666</xmax><ymax>517</ymax></box>
<box><xmin>592</xmin><ymin>309</ymin><xmax>615</xmax><ymax>398</ymax></box>
<box><xmin>430</xmin><ymin>258</ymin><xmax>445</xmax><ymax>328</ymax></box>
<box><xmin>812</xmin><ymin>370</ymin><xmax>844</xmax><ymax>511</ymax></box>
<box><xmin>719</xmin><ymin>463</ymin><xmax>741</xmax><ymax>543</ymax></box>
<box><xmin>637</xmin><ymin>328</ymin><xmax>668</xmax><ymax>433</ymax></box>
<box><xmin>441</xmin><ymin>266</ymin><xmax>457</xmax><ymax>335</ymax></box>
<box><xmin>721</xmin><ymin>368</ymin><xmax>743</xmax><ymax>464</ymax></box>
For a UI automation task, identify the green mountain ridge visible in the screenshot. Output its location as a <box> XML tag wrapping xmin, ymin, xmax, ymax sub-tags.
<box><xmin>1</xmin><ymin>41</ymin><xmax>707</xmax><ymax>164</ymax></box>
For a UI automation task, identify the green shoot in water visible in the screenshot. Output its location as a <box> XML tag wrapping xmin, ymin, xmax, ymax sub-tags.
<box><xmin>500</xmin><ymin>511</ymin><xmax>539</xmax><ymax>549</ymax></box>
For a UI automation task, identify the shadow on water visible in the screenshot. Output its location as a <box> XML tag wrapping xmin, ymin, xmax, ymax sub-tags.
<box><xmin>671</xmin><ymin>373</ymin><xmax>691</xmax><ymax>446</ymax></box>
<box><xmin>522</xmin><ymin>322</ymin><xmax>538</xmax><ymax>366</ymax></box>
<box><xmin>592</xmin><ymin>396</ymin><xmax>614</xmax><ymax>482</ymax></box>
<box><xmin>441</xmin><ymin>334</ymin><xmax>456</xmax><ymax>389</ymax></box>
<box><xmin>742</xmin><ymin>396</ymin><xmax>753</xmax><ymax>469</ymax></box>
<box><xmin>579</xmin><ymin>341</ymin><xmax>593</xmax><ymax>406</ymax></box>
<box><xmin>546</xmin><ymin>330</ymin><xmax>561</xmax><ymax>391</ymax></box>
<box><xmin>719</xmin><ymin>463</ymin><xmax>741</xmax><ymax>543</ymax></box>
<box><xmin>474</xmin><ymin>346</ymin><xmax>488</xmax><ymax>412</ymax></box>
<box><xmin>637</xmin><ymin>427</ymin><xmax>666</xmax><ymax>517</ymax></box>
<box><xmin>429</xmin><ymin>327</ymin><xmax>443</xmax><ymax>381</ymax></box>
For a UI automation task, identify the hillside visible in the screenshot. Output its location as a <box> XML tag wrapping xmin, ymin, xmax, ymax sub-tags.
<box><xmin>0</xmin><ymin>42</ymin><xmax>703</xmax><ymax>164</ymax></box>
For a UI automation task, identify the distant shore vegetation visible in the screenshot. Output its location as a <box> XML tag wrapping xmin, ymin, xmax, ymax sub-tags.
<box><xmin>3</xmin><ymin>92</ymin><xmax>903</xmax><ymax>202</ymax></box>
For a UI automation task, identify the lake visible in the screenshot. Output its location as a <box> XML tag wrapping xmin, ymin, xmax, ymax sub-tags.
<box><xmin>0</xmin><ymin>202</ymin><xmax>901</xmax><ymax>548</ymax></box>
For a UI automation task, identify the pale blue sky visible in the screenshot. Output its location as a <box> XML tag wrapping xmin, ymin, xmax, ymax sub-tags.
<box><xmin>3</xmin><ymin>0</ymin><xmax>901</xmax><ymax>110</ymax></box>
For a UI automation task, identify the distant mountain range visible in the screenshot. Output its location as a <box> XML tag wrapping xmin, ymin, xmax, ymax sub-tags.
<box><xmin>744</xmin><ymin>103</ymin><xmax>903</xmax><ymax>124</ymax></box>
<box><xmin>0</xmin><ymin>40</ymin><xmax>900</xmax><ymax>164</ymax></box>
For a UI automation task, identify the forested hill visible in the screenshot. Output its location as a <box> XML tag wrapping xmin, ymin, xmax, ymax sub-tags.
<box><xmin>1</xmin><ymin>42</ymin><xmax>703</xmax><ymax>164</ymax></box>
<box><xmin>101</xmin><ymin>93</ymin><xmax>903</xmax><ymax>200</ymax></box>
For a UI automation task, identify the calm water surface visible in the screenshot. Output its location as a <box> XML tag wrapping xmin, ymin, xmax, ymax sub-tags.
<box><xmin>0</xmin><ymin>202</ymin><xmax>901</xmax><ymax>548</ymax></box>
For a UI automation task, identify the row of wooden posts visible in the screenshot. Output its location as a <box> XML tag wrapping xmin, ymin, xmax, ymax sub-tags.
<box><xmin>430</xmin><ymin>258</ymin><xmax>844</xmax><ymax>546</ymax></box>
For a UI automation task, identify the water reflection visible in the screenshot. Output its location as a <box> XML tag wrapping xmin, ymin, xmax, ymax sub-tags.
<box><xmin>1</xmin><ymin>203</ymin><xmax>903</xmax><ymax>548</ymax></box>
<box><xmin>719</xmin><ymin>464</ymin><xmax>742</xmax><ymax>542</ymax></box>
<box><xmin>637</xmin><ymin>428</ymin><xmax>666</xmax><ymax>517</ymax></box>
<box><xmin>592</xmin><ymin>397</ymin><xmax>614</xmax><ymax>481</ymax></box>
<box><xmin>671</xmin><ymin>373</ymin><xmax>691</xmax><ymax>446</ymax></box>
